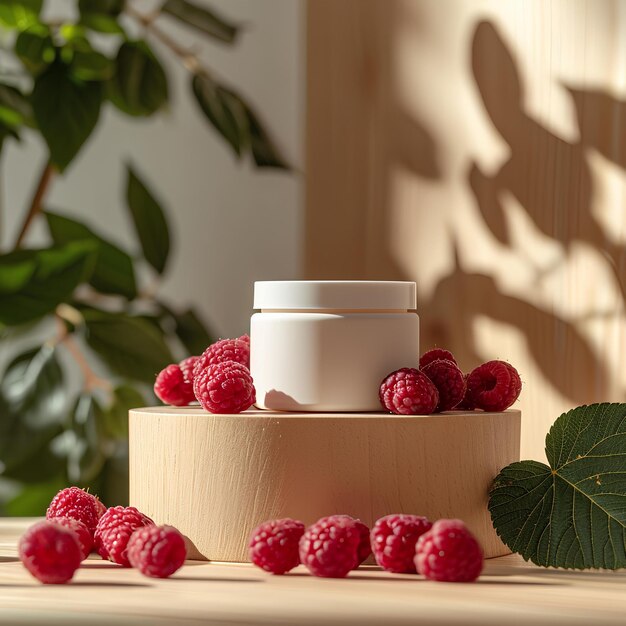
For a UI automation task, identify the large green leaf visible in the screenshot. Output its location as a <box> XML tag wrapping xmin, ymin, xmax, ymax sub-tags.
<box><xmin>161</xmin><ymin>0</ymin><xmax>238</xmax><ymax>44</ymax></box>
<box><xmin>31</xmin><ymin>61</ymin><xmax>103</xmax><ymax>171</ymax></box>
<box><xmin>245</xmin><ymin>101</ymin><xmax>290</xmax><ymax>169</ymax></box>
<box><xmin>0</xmin><ymin>242</ymin><xmax>96</xmax><ymax>326</ymax></box>
<box><xmin>191</xmin><ymin>73</ymin><xmax>244</xmax><ymax>157</ymax></box>
<box><xmin>0</xmin><ymin>346</ymin><xmax>67</xmax><ymax>481</ymax></box>
<box><xmin>191</xmin><ymin>73</ymin><xmax>289</xmax><ymax>169</ymax></box>
<box><xmin>64</xmin><ymin>394</ymin><xmax>106</xmax><ymax>484</ymax></box>
<box><xmin>78</xmin><ymin>0</ymin><xmax>125</xmax><ymax>34</ymax></box>
<box><xmin>67</xmin><ymin>40</ymin><xmax>114</xmax><ymax>81</ymax></box>
<box><xmin>489</xmin><ymin>403</ymin><xmax>626</xmax><ymax>569</ymax></box>
<box><xmin>173</xmin><ymin>307</ymin><xmax>213</xmax><ymax>355</ymax></box>
<box><xmin>4</xmin><ymin>478</ymin><xmax>66</xmax><ymax>516</ymax></box>
<box><xmin>15</xmin><ymin>25</ymin><xmax>55</xmax><ymax>74</ymax></box>
<box><xmin>82</xmin><ymin>307</ymin><xmax>175</xmax><ymax>383</ymax></box>
<box><xmin>45</xmin><ymin>210</ymin><xmax>137</xmax><ymax>299</ymax></box>
<box><xmin>108</xmin><ymin>41</ymin><xmax>168</xmax><ymax>117</ymax></box>
<box><xmin>126</xmin><ymin>164</ymin><xmax>170</xmax><ymax>274</ymax></box>
<box><xmin>0</xmin><ymin>0</ymin><xmax>42</xmax><ymax>29</ymax></box>
<box><xmin>90</xmin><ymin>448</ymin><xmax>129</xmax><ymax>506</ymax></box>
<box><xmin>103</xmin><ymin>384</ymin><xmax>145</xmax><ymax>439</ymax></box>
<box><xmin>0</xmin><ymin>83</ymin><xmax>34</xmax><ymax>128</ymax></box>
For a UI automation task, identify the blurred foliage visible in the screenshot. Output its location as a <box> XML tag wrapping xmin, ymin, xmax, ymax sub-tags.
<box><xmin>0</xmin><ymin>0</ymin><xmax>290</xmax><ymax>515</ymax></box>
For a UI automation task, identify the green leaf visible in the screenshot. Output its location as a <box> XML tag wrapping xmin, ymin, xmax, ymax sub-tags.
<box><xmin>79</xmin><ymin>0</ymin><xmax>125</xmax><ymax>14</ymax></box>
<box><xmin>70</xmin><ymin>49</ymin><xmax>114</xmax><ymax>81</ymax></box>
<box><xmin>126</xmin><ymin>164</ymin><xmax>170</xmax><ymax>274</ymax></box>
<box><xmin>104</xmin><ymin>384</ymin><xmax>144</xmax><ymax>439</ymax></box>
<box><xmin>0</xmin><ymin>83</ymin><xmax>34</xmax><ymax>128</ymax></box>
<box><xmin>5</xmin><ymin>478</ymin><xmax>65</xmax><ymax>516</ymax></box>
<box><xmin>489</xmin><ymin>403</ymin><xmax>626</xmax><ymax>570</ymax></box>
<box><xmin>78</xmin><ymin>0</ymin><xmax>125</xmax><ymax>34</ymax></box>
<box><xmin>191</xmin><ymin>73</ymin><xmax>245</xmax><ymax>157</ymax></box>
<box><xmin>0</xmin><ymin>346</ymin><xmax>67</xmax><ymax>481</ymax></box>
<box><xmin>191</xmin><ymin>73</ymin><xmax>290</xmax><ymax>169</ymax></box>
<box><xmin>82</xmin><ymin>307</ymin><xmax>175</xmax><ymax>383</ymax></box>
<box><xmin>45</xmin><ymin>210</ymin><xmax>137</xmax><ymax>299</ymax></box>
<box><xmin>64</xmin><ymin>394</ymin><xmax>106</xmax><ymax>484</ymax></box>
<box><xmin>0</xmin><ymin>242</ymin><xmax>96</xmax><ymax>326</ymax></box>
<box><xmin>245</xmin><ymin>101</ymin><xmax>290</xmax><ymax>169</ymax></box>
<box><xmin>161</xmin><ymin>0</ymin><xmax>239</xmax><ymax>44</ymax></box>
<box><xmin>32</xmin><ymin>61</ymin><xmax>103</xmax><ymax>172</ymax></box>
<box><xmin>0</xmin><ymin>0</ymin><xmax>42</xmax><ymax>29</ymax></box>
<box><xmin>174</xmin><ymin>307</ymin><xmax>213</xmax><ymax>355</ymax></box>
<box><xmin>108</xmin><ymin>41</ymin><xmax>168</xmax><ymax>117</ymax></box>
<box><xmin>15</xmin><ymin>25</ymin><xmax>55</xmax><ymax>75</ymax></box>
<box><xmin>91</xmin><ymin>448</ymin><xmax>128</xmax><ymax>506</ymax></box>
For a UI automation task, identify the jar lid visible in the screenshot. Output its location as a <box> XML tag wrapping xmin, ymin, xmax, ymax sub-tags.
<box><xmin>253</xmin><ymin>281</ymin><xmax>416</xmax><ymax>310</ymax></box>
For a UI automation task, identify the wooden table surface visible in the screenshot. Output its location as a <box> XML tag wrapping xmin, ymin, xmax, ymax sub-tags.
<box><xmin>1</xmin><ymin>519</ymin><xmax>625</xmax><ymax>626</ymax></box>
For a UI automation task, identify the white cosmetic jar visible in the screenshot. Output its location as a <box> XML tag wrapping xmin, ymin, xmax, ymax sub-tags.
<box><xmin>250</xmin><ymin>281</ymin><xmax>419</xmax><ymax>412</ymax></box>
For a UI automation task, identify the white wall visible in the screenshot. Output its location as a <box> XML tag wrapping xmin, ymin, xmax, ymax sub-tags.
<box><xmin>1</xmin><ymin>0</ymin><xmax>304</xmax><ymax>339</ymax></box>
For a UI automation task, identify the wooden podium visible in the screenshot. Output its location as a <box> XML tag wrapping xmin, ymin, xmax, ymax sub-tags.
<box><xmin>129</xmin><ymin>407</ymin><xmax>521</xmax><ymax>561</ymax></box>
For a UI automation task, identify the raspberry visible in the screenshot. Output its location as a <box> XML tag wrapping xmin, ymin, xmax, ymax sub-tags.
<box><xmin>95</xmin><ymin>497</ymin><xmax>107</xmax><ymax>518</ymax></box>
<box><xmin>238</xmin><ymin>334</ymin><xmax>250</xmax><ymax>345</ymax></box>
<box><xmin>379</xmin><ymin>368</ymin><xmax>439</xmax><ymax>415</ymax></box>
<box><xmin>249</xmin><ymin>518</ymin><xmax>305</xmax><ymax>574</ymax></box>
<box><xmin>419</xmin><ymin>348</ymin><xmax>457</xmax><ymax>369</ymax></box>
<box><xmin>179</xmin><ymin>356</ymin><xmax>199</xmax><ymax>385</ymax></box>
<box><xmin>18</xmin><ymin>521</ymin><xmax>82</xmax><ymax>584</ymax></box>
<box><xmin>465</xmin><ymin>360</ymin><xmax>521</xmax><ymax>412</ymax></box>
<box><xmin>193</xmin><ymin>360</ymin><xmax>256</xmax><ymax>414</ymax></box>
<box><xmin>48</xmin><ymin>517</ymin><xmax>93</xmax><ymax>560</ymax></box>
<box><xmin>127</xmin><ymin>525</ymin><xmax>187</xmax><ymax>578</ymax></box>
<box><xmin>371</xmin><ymin>514</ymin><xmax>432</xmax><ymax>573</ymax></box>
<box><xmin>328</xmin><ymin>515</ymin><xmax>371</xmax><ymax>566</ymax></box>
<box><xmin>421</xmin><ymin>359</ymin><xmax>466</xmax><ymax>412</ymax></box>
<box><xmin>154</xmin><ymin>364</ymin><xmax>195</xmax><ymax>407</ymax></box>
<box><xmin>415</xmin><ymin>519</ymin><xmax>483</xmax><ymax>582</ymax></box>
<box><xmin>455</xmin><ymin>374</ymin><xmax>476</xmax><ymax>410</ymax></box>
<box><xmin>46</xmin><ymin>487</ymin><xmax>104</xmax><ymax>536</ymax></box>
<box><xmin>299</xmin><ymin>515</ymin><xmax>362</xmax><ymax>578</ymax></box>
<box><xmin>193</xmin><ymin>337</ymin><xmax>250</xmax><ymax>378</ymax></box>
<box><xmin>94</xmin><ymin>506</ymin><xmax>154</xmax><ymax>566</ymax></box>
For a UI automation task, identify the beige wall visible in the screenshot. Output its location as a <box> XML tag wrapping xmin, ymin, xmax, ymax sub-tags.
<box><xmin>307</xmin><ymin>0</ymin><xmax>626</xmax><ymax>460</ymax></box>
<box><xmin>2</xmin><ymin>0</ymin><xmax>304</xmax><ymax>339</ymax></box>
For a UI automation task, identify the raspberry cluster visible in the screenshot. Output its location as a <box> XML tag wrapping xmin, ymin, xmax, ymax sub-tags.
<box><xmin>19</xmin><ymin>486</ymin><xmax>186</xmax><ymax>584</ymax></box>
<box><xmin>249</xmin><ymin>513</ymin><xmax>482</xmax><ymax>582</ymax></box>
<box><xmin>379</xmin><ymin>347</ymin><xmax>521</xmax><ymax>415</ymax></box>
<box><xmin>249</xmin><ymin>514</ymin><xmax>371</xmax><ymax>578</ymax></box>
<box><xmin>153</xmin><ymin>334</ymin><xmax>255</xmax><ymax>414</ymax></box>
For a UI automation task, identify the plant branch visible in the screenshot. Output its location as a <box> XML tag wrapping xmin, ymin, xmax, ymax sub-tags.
<box><xmin>55</xmin><ymin>314</ymin><xmax>112</xmax><ymax>392</ymax></box>
<box><xmin>125</xmin><ymin>4</ymin><xmax>204</xmax><ymax>74</ymax></box>
<box><xmin>13</xmin><ymin>159</ymin><xmax>55</xmax><ymax>250</ymax></box>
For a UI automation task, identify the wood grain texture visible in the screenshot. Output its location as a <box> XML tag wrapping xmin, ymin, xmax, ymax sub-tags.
<box><xmin>306</xmin><ymin>0</ymin><xmax>626</xmax><ymax>463</ymax></box>
<box><xmin>129</xmin><ymin>407</ymin><xmax>520</xmax><ymax>562</ymax></box>
<box><xmin>2</xmin><ymin>518</ymin><xmax>626</xmax><ymax>626</ymax></box>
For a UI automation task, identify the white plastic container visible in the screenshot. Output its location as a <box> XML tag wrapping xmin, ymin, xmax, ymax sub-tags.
<box><xmin>250</xmin><ymin>281</ymin><xmax>419</xmax><ymax>412</ymax></box>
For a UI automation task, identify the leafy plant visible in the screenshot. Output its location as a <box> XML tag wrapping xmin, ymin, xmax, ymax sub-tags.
<box><xmin>0</xmin><ymin>0</ymin><xmax>289</xmax><ymax>515</ymax></box>
<box><xmin>489</xmin><ymin>403</ymin><xmax>626</xmax><ymax>569</ymax></box>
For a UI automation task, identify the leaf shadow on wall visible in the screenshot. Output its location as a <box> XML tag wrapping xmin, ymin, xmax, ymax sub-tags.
<box><xmin>421</xmin><ymin>19</ymin><xmax>624</xmax><ymax>404</ymax></box>
<box><xmin>419</xmin><ymin>245</ymin><xmax>613</xmax><ymax>404</ymax></box>
<box><xmin>468</xmin><ymin>20</ymin><xmax>626</xmax><ymax>301</ymax></box>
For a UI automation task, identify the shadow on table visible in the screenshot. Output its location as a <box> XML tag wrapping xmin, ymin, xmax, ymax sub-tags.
<box><xmin>72</xmin><ymin>581</ymin><xmax>151</xmax><ymax>588</ymax></box>
<box><xmin>171</xmin><ymin>576</ymin><xmax>263</xmax><ymax>583</ymax></box>
<box><xmin>288</xmin><ymin>571</ymin><xmax>566</xmax><ymax>585</ymax></box>
<box><xmin>487</xmin><ymin>567</ymin><xmax>626</xmax><ymax>581</ymax></box>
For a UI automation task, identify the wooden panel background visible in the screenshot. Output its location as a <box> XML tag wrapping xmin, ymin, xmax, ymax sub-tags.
<box><xmin>306</xmin><ymin>0</ymin><xmax>626</xmax><ymax>460</ymax></box>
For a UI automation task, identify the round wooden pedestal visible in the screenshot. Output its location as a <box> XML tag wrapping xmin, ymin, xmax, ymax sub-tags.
<box><xmin>129</xmin><ymin>407</ymin><xmax>520</xmax><ymax>561</ymax></box>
